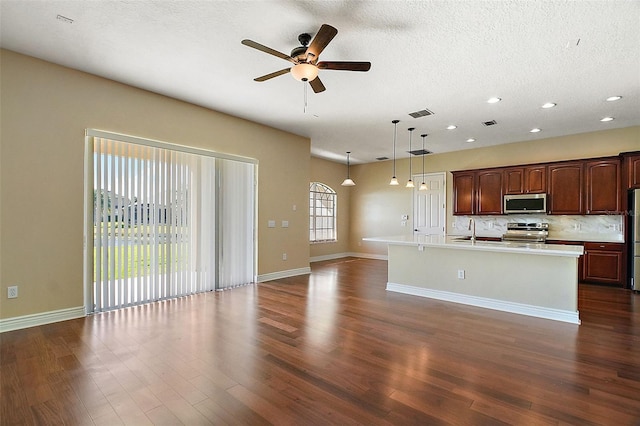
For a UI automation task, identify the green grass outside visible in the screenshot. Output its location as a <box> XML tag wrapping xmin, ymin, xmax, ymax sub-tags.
<box><xmin>93</xmin><ymin>224</ymin><xmax>189</xmax><ymax>281</ymax></box>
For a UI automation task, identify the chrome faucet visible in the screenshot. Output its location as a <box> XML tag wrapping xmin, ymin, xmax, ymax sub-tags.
<box><xmin>468</xmin><ymin>218</ymin><xmax>476</xmax><ymax>242</ymax></box>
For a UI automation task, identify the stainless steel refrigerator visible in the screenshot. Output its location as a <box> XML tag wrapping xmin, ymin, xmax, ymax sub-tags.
<box><xmin>632</xmin><ymin>189</ymin><xmax>640</xmax><ymax>290</ymax></box>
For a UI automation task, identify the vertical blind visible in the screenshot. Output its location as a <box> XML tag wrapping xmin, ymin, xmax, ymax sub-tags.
<box><xmin>89</xmin><ymin>132</ymin><xmax>255</xmax><ymax>312</ymax></box>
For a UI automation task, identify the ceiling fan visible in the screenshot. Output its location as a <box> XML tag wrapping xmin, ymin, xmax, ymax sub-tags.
<box><xmin>241</xmin><ymin>24</ymin><xmax>371</xmax><ymax>93</ymax></box>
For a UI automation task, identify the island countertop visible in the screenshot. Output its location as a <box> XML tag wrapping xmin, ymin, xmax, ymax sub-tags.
<box><xmin>362</xmin><ymin>234</ymin><xmax>584</xmax><ymax>257</ymax></box>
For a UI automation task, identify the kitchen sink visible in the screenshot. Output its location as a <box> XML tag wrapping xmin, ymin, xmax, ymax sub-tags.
<box><xmin>452</xmin><ymin>236</ymin><xmax>500</xmax><ymax>242</ymax></box>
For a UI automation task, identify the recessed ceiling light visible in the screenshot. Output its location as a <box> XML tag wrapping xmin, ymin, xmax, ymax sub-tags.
<box><xmin>541</xmin><ymin>102</ymin><xmax>556</xmax><ymax>109</ymax></box>
<box><xmin>600</xmin><ymin>117</ymin><xmax>615</xmax><ymax>122</ymax></box>
<box><xmin>606</xmin><ymin>96</ymin><xmax>622</xmax><ymax>102</ymax></box>
<box><xmin>530</xmin><ymin>128</ymin><xmax>541</xmax><ymax>133</ymax></box>
<box><xmin>466</xmin><ymin>138</ymin><xmax>476</xmax><ymax>143</ymax></box>
<box><xmin>487</xmin><ymin>97</ymin><xmax>501</xmax><ymax>104</ymax></box>
<box><xmin>446</xmin><ymin>125</ymin><xmax>457</xmax><ymax>130</ymax></box>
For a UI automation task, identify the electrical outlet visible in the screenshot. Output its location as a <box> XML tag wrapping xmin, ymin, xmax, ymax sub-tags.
<box><xmin>457</xmin><ymin>270</ymin><xmax>465</xmax><ymax>280</ymax></box>
<box><xmin>282</xmin><ymin>253</ymin><xmax>287</xmax><ymax>261</ymax></box>
<box><xmin>8</xmin><ymin>286</ymin><xmax>18</xmax><ymax>299</ymax></box>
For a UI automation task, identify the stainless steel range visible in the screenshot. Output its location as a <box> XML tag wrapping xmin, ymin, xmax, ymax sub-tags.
<box><xmin>502</xmin><ymin>222</ymin><xmax>549</xmax><ymax>243</ymax></box>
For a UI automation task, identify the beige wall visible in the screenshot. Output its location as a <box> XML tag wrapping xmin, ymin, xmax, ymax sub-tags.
<box><xmin>0</xmin><ymin>49</ymin><xmax>310</xmax><ymax>319</ymax></box>
<box><xmin>351</xmin><ymin>126</ymin><xmax>640</xmax><ymax>256</ymax></box>
<box><xmin>2</xmin><ymin>47</ymin><xmax>638</xmax><ymax>322</ymax></box>
<box><xmin>309</xmin><ymin>156</ymin><xmax>351</xmax><ymax>259</ymax></box>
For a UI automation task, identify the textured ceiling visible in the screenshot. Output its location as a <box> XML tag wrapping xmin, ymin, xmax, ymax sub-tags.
<box><xmin>1</xmin><ymin>0</ymin><xmax>639</xmax><ymax>164</ymax></box>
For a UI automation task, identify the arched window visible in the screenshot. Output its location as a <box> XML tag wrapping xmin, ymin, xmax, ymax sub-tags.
<box><xmin>309</xmin><ymin>182</ymin><xmax>337</xmax><ymax>242</ymax></box>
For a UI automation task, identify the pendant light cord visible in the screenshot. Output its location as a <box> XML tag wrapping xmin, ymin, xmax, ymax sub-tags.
<box><xmin>408</xmin><ymin>128</ymin><xmax>415</xmax><ymax>177</ymax></box>
<box><xmin>422</xmin><ymin>134</ymin><xmax>426</xmax><ymax>181</ymax></box>
<box><xmin>392</xmin><ymin>120</ymin><xmax>399</xmax><ymax>176</ymax></box>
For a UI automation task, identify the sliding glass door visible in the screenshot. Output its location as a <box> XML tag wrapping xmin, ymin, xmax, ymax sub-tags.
<box><xmin>84</xmin><ymin>130</ymin><xmax>256</xmax><ymax>313</ymax></box>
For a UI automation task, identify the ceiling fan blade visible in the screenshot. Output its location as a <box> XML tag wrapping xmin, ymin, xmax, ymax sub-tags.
<box><xmin>317</xmin><ymin>61</ymin><xmax>371</xmax><ymax>72</ymax></box>
<box><xmin>309</xmin><ymin>76</ymin><xmax>326</xmax><ymax>93</ymax></box>
<box><xmin>241</xmin><ymin>39</ymin><xmax>297</xmax><ymax>64</ymax></box>
<box><xmin>254</xmin><ymin>68</ymin><xmax>291</xmax><ymax>82</ymax></box>
<box><xmin>305</xmin><ymin>24</ymin><xmax>338</xmax><ymax>62</ymax></box>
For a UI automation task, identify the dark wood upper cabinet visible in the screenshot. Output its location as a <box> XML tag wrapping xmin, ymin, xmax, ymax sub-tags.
<box><xmin>524</xmin><ymin>166</ymin><xmax>546</xmax><ymax>193</ymax></box>
<box><xmin>455</xmin><ymin>155</ymin><xmax>625</xmax><ymax>216</ymax></box>
<box><xmin>453</xmin><ymin>171</ymin><xmax>476</xmax><ymax>215</ymax></box>
<box><xmin>476</xmin><ymin>169</ymin><xmax>503</xmax><ymax>214</ymax></box>
<box><xmin>547</xmin><ymin>161</ymin><xmax>584</xmax><ymax>214</ymax></box>
<box><xmin>503</xmin><ymin>168</ymin><xmax>524</xmax><ymax>194</ymax></box>
<box><xmin>623</xmin><ymin>152</ymin><xmax>640</xmax><ymax>189</ymax></box>
<box><xmin>503</xmin><ymin>166</ymin><xmax>546</xmax><ymax>195</ymax></box>
<box><xmin>584</xmin><ymin>158</ymin><xmax>621</xmax><ymax>214</ymax></box>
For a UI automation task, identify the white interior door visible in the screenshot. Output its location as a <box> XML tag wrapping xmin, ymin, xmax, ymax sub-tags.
<box><xmin>414</xmin><ymin>172</ymin><xmax>446</xmax><ymax>235</ymax></box>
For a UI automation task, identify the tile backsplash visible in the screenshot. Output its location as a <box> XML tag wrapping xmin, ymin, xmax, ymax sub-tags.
<box><xmin>451</xmin><ymin>214</ymin><xmax>624</xmax><ymax>242</ymax></box>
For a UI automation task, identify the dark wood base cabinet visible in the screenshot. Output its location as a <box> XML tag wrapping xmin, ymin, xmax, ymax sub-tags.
<box><xmin>582</xmin><ymin>242</ymin><xmax>625</xmax><ymax>286</ymax></box>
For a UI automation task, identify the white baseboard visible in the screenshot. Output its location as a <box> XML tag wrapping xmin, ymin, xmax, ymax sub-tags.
<box><xmin>257</xmin><ymin>267</ymin><xmax>311</xmax><ymax>282</ymax></box>
<box><xmin>310</xmin><ymin>252</ymin><xmax>388</xmax><ymax>262</ymax></box>
<box><xmin>0</xmin><ymin>306</ymin><xmax>86</xmax><ymax>333</ymax></box>
<box><xmin>310</xmin><ymin>252</ymin><xmax>351</xmax><ymax>262</ymax></box>
<box><xmin>386</xmin><ymin>282</ymin><xmax>580</xmax><ymax>324</ymax></box>
<box><xmin>347</xmin><ymin>252</ymin><xmax>388</xmax><ymax>261</ymax></box>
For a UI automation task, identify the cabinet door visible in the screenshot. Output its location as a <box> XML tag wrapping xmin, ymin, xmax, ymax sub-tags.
<box><xmin>624</xmin><ymin>154</ymin><xmax>640</xmax><ymax>189</ymax></box>
<box><xmin>547</xmin><ymin>162</ymin><xmax>583</xmax><ymax>214</ymax></box>
<box><xmin>503</xmin><ymin>168</ymin><xmax>524</xmax><ymax>194</ymax></box>
<box><xmin>453</xmin><ymin>172</ymin><xmax>475</xmax><ymax>215</ymax></box>
<box><xmin>584</xmin><ymin>158</ymin><xmax>621</xmax><ymax>214</ymax></box>
<box><xmin>524</xmin><ymin>166</ymin><xmax>546</xmax><ymax>193</ymax></box>
<box><xmin>476</xmin><ymin>170</ymin><xmax>503</xmax><ymax>214</ymax></box>
<box><xmin>583</xmin><ymin>243</ymin><xmax>624</xmax><ymax>285</ymax></box>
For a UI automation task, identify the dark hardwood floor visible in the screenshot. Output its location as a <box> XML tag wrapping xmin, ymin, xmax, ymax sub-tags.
<box><xmin>2</xmin><ymin>257</ymin><xmax>640</xmax><ymax>425</ymax></box>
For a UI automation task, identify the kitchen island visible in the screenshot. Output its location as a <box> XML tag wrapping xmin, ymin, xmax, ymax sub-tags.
<box><xmin>363</xmin><ymin>235</ymin><xmax>584</xmax><ymax>324</ymax></box>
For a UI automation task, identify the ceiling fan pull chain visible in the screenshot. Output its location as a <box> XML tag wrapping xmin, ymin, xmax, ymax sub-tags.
<box><xmin>304</xmin><ymin>82</ymin><xmax>308</xmax><ymax>114</ymax></box>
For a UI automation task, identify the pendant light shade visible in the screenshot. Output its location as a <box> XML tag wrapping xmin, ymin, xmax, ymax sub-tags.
<box><xmin>390</xmin><ymin>120</ymin><xmax>400</xmax><ymax>185</ymax></box>
<box><xmin>406</xmin><ymin>128</ymin><xmax>415</xmax><ymax>188</ymax></box>
<box><xmin>341</xmin><ymin>151</ymin><xmax>355</xmax><ymax>186</ymax></box>
<box><xmin>419</xmin><ymin>133</ymin><xmax>428</xmax><ymax>191</ymax></box>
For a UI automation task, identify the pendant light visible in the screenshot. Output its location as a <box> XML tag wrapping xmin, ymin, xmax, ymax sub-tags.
<box><xmin>341</xmin><ymin>151</ymin><xmax>355</xmax><ymax>186</ymax></box>
<box><xmin>406</xmin><ymin>127</ymin><xmax>415</xmax><ymax>188</ymax></box>
<box><xmin>389</xmin><ymin>120</ymin><xmax>400</xmax><ymax>185</ymax></box>
<box><xmin>419</xmin><ymin>134</ymin><xmax>428</xmax><ymax>191</ymax></box>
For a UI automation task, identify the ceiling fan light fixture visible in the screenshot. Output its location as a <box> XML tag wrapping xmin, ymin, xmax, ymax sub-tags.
<box><xmin>291</xmin><ymin>63</ymin><xmax>319</xmax><ymax>81</ymax></box>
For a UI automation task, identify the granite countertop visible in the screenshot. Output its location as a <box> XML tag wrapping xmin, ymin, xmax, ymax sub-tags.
<box><xmin>362</xmin><ymin>235</ymin><xmax>584</xmax><ymax>257</ymax></box>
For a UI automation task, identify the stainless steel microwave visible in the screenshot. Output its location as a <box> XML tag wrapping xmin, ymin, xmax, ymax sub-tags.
<box><xmin>503</xmin><ymin>193</ymin><xmax>547</xmax><ymax>214</ymax></box>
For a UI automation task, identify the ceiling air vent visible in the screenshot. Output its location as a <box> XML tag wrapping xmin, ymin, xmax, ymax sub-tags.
<box><xmin>409</xmin><ymin>149</ymin><xmax>432</xmax><ymax>156</ymax></box>
<box><xmin>408</xmin><ymin>108</ymin><xmax>434</xmax><ymax>119</ymax></box>
<box><xmin>376</xmin><ymin>156</ymin><xmax>389</xmax><ymax>161</ymax></box>
<box><xmin>483</xmin><ymin>120</ymin><xmax>497</xmax><ymax>126</ymax></box>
